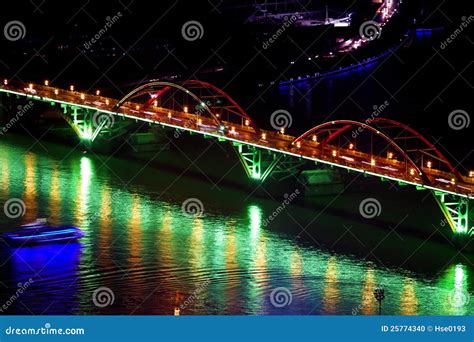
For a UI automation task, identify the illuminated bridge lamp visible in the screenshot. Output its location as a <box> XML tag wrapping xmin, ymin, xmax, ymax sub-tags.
<box><xmin>70</xmin><ymin>85</ymin><xmax>75</xmax><ymax>92</ymax></box>
<box><xmin>105</xmin><ymin>99</ymin><xmax>110</xmax><ymax>105</ymax></box>
<box><xmin>261</xmin><ymin>133</ymin><xmax>266</xmax><ymax>140</ymax></box>
<box><xmin>3</xmin><ymin>79</ymin><xmax>7</xmax><ymax>85</ymax></box>
<box><xmin>153</xmin><ymin>100</ymin><xmax>158</xmax><ymax>107</ymax></box>
<box><xmin>96</xmin><ymin>90</ymin><xmax>101</xmax><ymax>96</ymax></box>
<box><xmin>349</xmin><ymin>143</ymin><xmax>354</xmax><ymax>150</ymax></box>
<box><xmin>135</xmin><ymin>105</ymin><xmax>140</xmax><ymax>110</ymax></box>
<box><xmin>387</xmin><ymin>152</ymin><xmax>393</xmax><ymax>159</ymax></box>
<box><xmin>312</xmin><ymin>135</ymin><xmax>317</xmax><ymax>142</ymax></box>
<box><xmin>245</xmin><ymin>119</ymin><xmax>249</xmax><ymax>126</ymax></box>
<box><xmin>371</xmin><ymin>158</ymin><xmax>376</xmax><ymax>166</ymax></box>
<box><xmin>280</xmin><ymin>128</ymin><xmax>285</xmax><ymax>134</ymax></box>
<box><xmin>469</xmin><ymin>171</ymin><xmax>474</xmax><ymax>178</ymax></box>
<box><xmin>54</xmin><ymin>89</ymin><xmax>59</xmax><ymax>95</ymax></box>
<box><xmin>451</xmin><ymin>178</ymin><xmax>456</xmax><ymax>185</ymax></box>
<box><xmin>410</xmin><ymin>168</ymin><xmax>415</xmax><ymax>176</ymax></box>
<box><xmin>28</xmin><ymin>83</ymin><xmax>33</xmax><ymax>90</ymax></box>
<box><xmin>197</xmin><ymin>118</ymin><xmax>202</xmax><ymax>125</ymax></box>
<box><xmin>184</xmin><ymin>106</ymin><xmax>188</xmax><ymax>113</ymax></box>
<box><xmin>168</xmin><ymin>112</ymin><xmax>172</xmax><ymax>119</ymax></box>
<box><xmin>332</xmin><ymin>150</ymin><xmax>337</xmax><ymax>157</ymax></box>
<box><xmin>44</xmin><ymin>80</ymin><xmax>49</xmax><ymax>86</ymax></box>
<box><xmin>296</xmin><ymin>141</ymin><xmax>301</xmax><ymax>148</ymax></box>
<box><xmin>216</xmin><ymin>113</ymin><xmax>220</xmax><ymax>118</ymax></box>
<box><xmin>80</xmin><ymin>94</ymin><xmax>85</xmax><ymax>100</ymax></box>
<box><xmin>231</xmin><ymin>126</ymin><xmax>236</xmax><ymax>133</ymax></box>
<box><xmin>427</xmin><ymin>161</ymin><xmax>432</xmax><ymax>169</ymax></box>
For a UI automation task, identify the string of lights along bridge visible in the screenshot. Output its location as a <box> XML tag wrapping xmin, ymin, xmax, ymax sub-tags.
<box><xmin>0</xmin><ymin>79</ymin><xmax>472</xmax><ymax>235</ymax></box>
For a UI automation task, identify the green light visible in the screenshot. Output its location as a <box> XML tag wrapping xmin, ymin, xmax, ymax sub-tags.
<box><xmin>251</xmin><ymin>171</ymin><xmax>261</xmax><ymax>180</ymax></box>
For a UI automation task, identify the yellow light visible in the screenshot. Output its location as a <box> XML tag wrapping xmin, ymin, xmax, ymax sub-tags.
<box><xmin>216</xmin><ymin>113</ymin><xmax>220</xmax><ymax>118</ymax></box>
<box><xmin>3</xmin><ymin>79</ymin><xmax>7</xmax><ymax>85</ymax></box>
<box><xmin>280</xmin><ymin>128</ymin><xmax>285</xmax><ymax>134</ymax></box>
<box><xmin>261</xmin><ymin>133</ymin><xmax>266</xmax><ymax>140</ymax></box>
<box><xmin>231</xmin><ymin>126</ymin><xmax>235</xmax><ymax>133</ymax></box>
<box><xmin>80</xmin><ymin>94</ymin><xmax>85</xmax><ymax>100</ymax></box>
<box><xmin>153</xmin><ymin>100</ymin><xmax>158</xmax><ymax>107</ymax></box>
<box><xmin>28</xmin><ymin>83</ymin><xmax>33</xmax><ymax>89</ymax></box>
<box><xmin>312</xmin><ymin>135</ymin><xmax>317</xmax><ymax>142</ymax></box>
<box><xmin>450</xmin><ymin>178</ymin><xmax>456</xmax><ymax>185</ymax></box>
<box><xmin>70</xmin><ymin>85</ymin><xmax>74</xmax><ymax>92</ymax></box>
<box><xmin>388</xmin><ymin>152</ymin><xmax>393</xmax><ymax>159</ymax></box>
<box><xmin>197</xmin><ymin>118</ymin><xmax>202</xmax><ymax>125</ymax></box>
<box><xmin>332</xmin><ymin>150</ymin><xmax>337</xmax><ymax>157</ymax></box>
<box><xmin>410</xmin><ymin>168</ymin><xmax>415</xmax><ymax>176</ymax></box>
<box><xmin>371</xmin><ymin>158</ymin><xmax>376</xmax><ymax>166</ymax></box>
<box><xmin>427</xmin><ymin>161</ymin><xmax>432</xmax><ymax>168</ymax></box>
<box><xmin>184</xmin><ymin>106</ymin><xmax>188</xmax><ymax>113</ymax></box>
<box><xmin>245</xmin><ymin>119</ymin><xmax>249</xmax><ymax>126</ymax></box>
<box><xmin>44</xmin><ymin>80</ymin><xmax>49</xmax><ymax>86</ymax></box>
<box><xmin>168</xmin><ymin>112</ymin><xmax>172</xmax><ymax>119</ymax></box>
<box><xmin>296</xmin><ymin>141</ymin><xmax>301</xmax><ymax>148</ymax></box>
<box><xmin>105</xmin><ymin>99</ymin><xmax>110</xmax><ymax>105</ymax></box>
<box><xmin>349</xmin><ymin>143</ymin><xmax>354</xmax><ymax>150</ymax></box>
<box><xmin>135</xmin><ymin>105</ymin><xmax>140</xmax><ymax>110</ymax></box>
<box><xmin>96</xmin><ymin>90</ymin><xmax>100</xmax><ymax>96</ymax></box>
<box><xmin>54</xmin><ymin>89</ymin><xmax>59</xmax><ymax>95</ymax></box>
<box><xmin>469</xmin><ymin>171</ymin><xmax>474</xmax><ymax>178</ymax></box>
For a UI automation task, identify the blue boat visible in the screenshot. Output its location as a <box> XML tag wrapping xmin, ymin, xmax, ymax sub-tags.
<box><xmin>1</xmin><ymin>219</ymin><xmax>85</xmax><ymax>246</ymax></box>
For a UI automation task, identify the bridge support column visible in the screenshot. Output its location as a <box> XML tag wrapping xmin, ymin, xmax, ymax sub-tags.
<box><xmin>234</xmin><ymin>144</ymin><xmax>305</xmax><ymax>183</ymax></box>
<box><xmin>433</xmin><ymin>191</ymin><xmax>471</xmax><ymax>236</ymax></box>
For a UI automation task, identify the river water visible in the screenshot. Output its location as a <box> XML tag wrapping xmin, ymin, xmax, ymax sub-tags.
<box><xmin>0</xmin><ymin>136</ymin><xmax>472</xmax><ymax>315</ymax></box>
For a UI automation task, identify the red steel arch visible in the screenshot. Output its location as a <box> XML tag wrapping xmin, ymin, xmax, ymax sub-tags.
<box><xmin>370</xmin><ymin>118</ymin><xmax>463</xmax><ymax>181</ymax></box>
<box><xmin>292</xmin><ymin>120</ymin><xmax>428</xmax><ymax>182</ymax></box>
<box><xmin>114</xmin><ymin>80</ymin><xmax>259</xmax><ymax>134</ymax></box>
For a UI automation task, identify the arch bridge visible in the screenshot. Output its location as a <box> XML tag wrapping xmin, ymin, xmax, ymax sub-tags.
<box><xmin>0</xmin><ymin>79</ymin><xmax>472</xmax><ymax>236</ymax></box>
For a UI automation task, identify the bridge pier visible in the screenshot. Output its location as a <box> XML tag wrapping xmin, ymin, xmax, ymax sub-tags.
<box><xmin>234</xmin><ymin>144</ymin><xmax>305</xmax><ymax>183</ymax></box>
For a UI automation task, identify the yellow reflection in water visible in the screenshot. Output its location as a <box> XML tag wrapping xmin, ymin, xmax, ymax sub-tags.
<box><xmin>48</xmin><ymin>166</ymin><xmax>61</xmax><ymax>225</ymax></box>
<box><xmin>189</xmin><ymin>217</ymin><xmax>204</xmax><ymax>269</ymax></box>
<box><xmin>360</xmin><ymin>267</ymin><xmax>376</xmax><ymax>315</ymax></box>
<box><xmin>159</xmin><ymin>210</ymin><xmax>174</xmax><ymax>268</ymax></box>
<box><xmin>322</xmin><ymin>257</ymin><xmax>339</xmax><ymax>313</ymax></box>
<box><xmin>128</xmin><ymin>195</ymin><xmax>142</xmax><ymax>264</ymax></box>
<box><xmin>400</xmin><ymin>277</ymin><xmax>418</xmax><ymax>315</ymax></box>
<box><xmin>98</xmin><ymin>186</ymin><xmax>112</xmax><ymax>268</ymax></box>
<box><xmin>225</xmin><ymin>221</ymin><xmax>237</xmax><ymax>270</ymax></box>
<box><xmin>75</xmin><ymin>157</ymin><xmax>92</xmax><ymax>227</ymax></box>
<box><xmin>23</xmin><ymin>153</ymin><xmax>37</xmax><ymax>222</ymax></box>
<box><xmin>0</xmin><ymin>152</ymin><xmax>8</xmax><ymax>194</ymax></box>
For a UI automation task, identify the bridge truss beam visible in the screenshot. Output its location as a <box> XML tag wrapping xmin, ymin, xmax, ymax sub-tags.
<box><xmin>433</xmin><ymin>191</ymin><xmax>471</xmax><ymax>235</ymax></box>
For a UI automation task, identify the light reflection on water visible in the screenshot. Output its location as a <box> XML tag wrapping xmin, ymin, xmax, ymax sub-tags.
<box><xmin>0</xmin><ymin>140</ymin><xmax>472</xmax><ymax>315</ymax></box>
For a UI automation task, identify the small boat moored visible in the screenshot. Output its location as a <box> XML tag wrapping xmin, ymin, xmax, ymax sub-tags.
<box><xmin>1</xmin><ymin>219</ymin><xmax>85</xmax><ymax>246</ymax></box>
